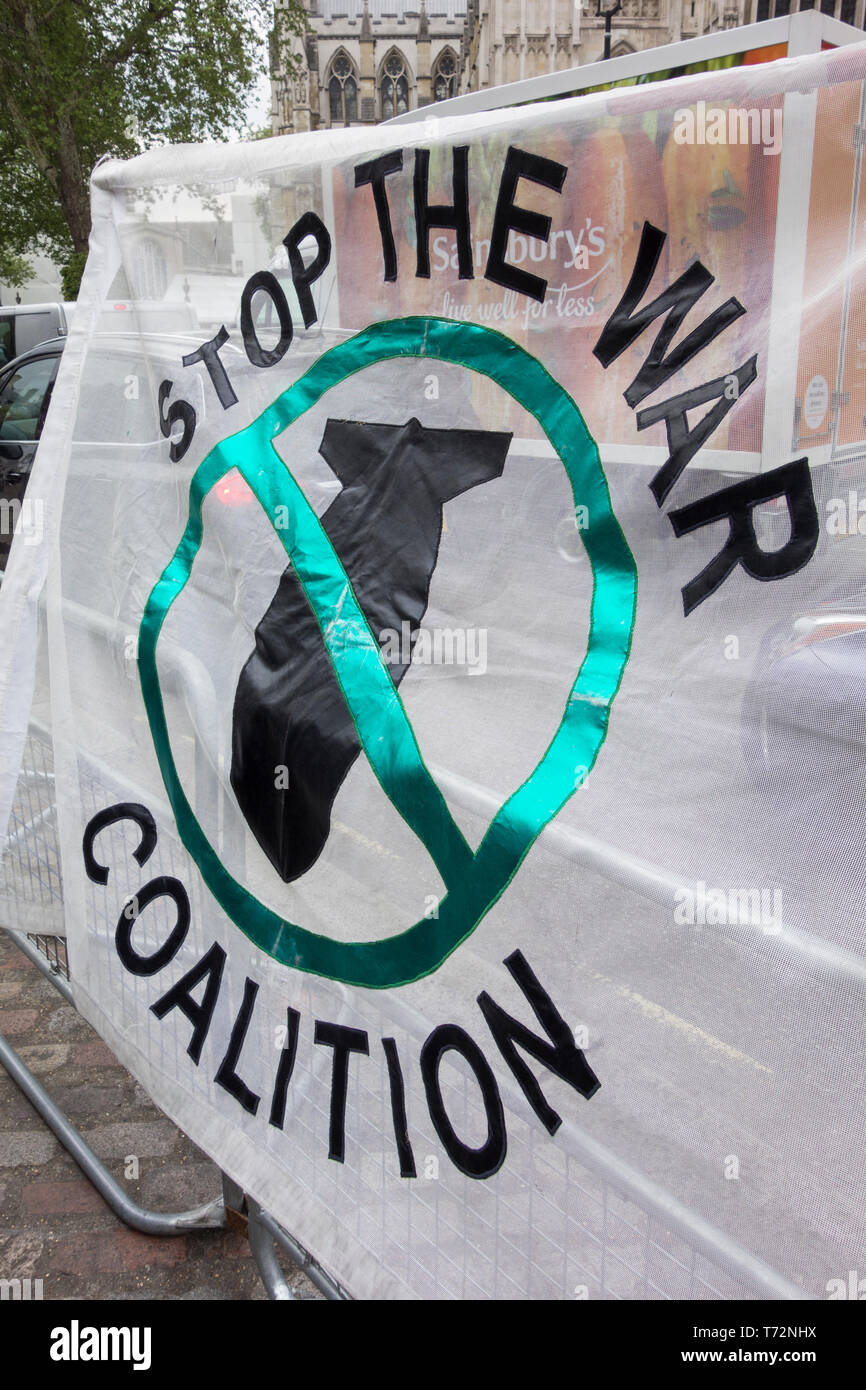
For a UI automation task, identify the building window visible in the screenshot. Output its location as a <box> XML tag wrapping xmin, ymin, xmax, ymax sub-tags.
<box><xmin>132</xmin><ymin>236</ymin><xmax>167</xmax><ymax>301</ymax></box>
<box><xmin>432</xmin><ymin>48</ymin><xmax>458</xmax><ymax>102</ymax></box>
<box><xmin>327</xmin><ymin>51</ymin><xmax>358</xmax><ymax>126</ymax></box>
<box><xmin>380</xmin><ymin>50</ymin><xmax>410</xmax><ymax>120</ymax></box>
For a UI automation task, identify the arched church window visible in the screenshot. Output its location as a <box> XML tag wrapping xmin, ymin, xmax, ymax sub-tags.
<box><xmin>380</xmin><ymin>50</ymin><xmax>410</xmax><ymax>120</ymax></box>
<box><xmin>432</xmin><ymin>48</ymin><xmax>457</xmax><ymax>102</ymax></box>
<box><xmin>132</xmin><ymin>236</ymin><xmax>167</xmax><ymax>301</ymax></box>
<box><xmin>327</xmin><ymin>51</ymin><xmax>358</xmax><ymax>126</ymax></box>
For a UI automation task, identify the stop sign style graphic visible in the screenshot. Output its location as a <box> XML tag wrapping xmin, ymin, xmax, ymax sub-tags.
<box><xmin>138</xmin><ymin>316</ymin><xmax>637</xmax><ymax>988</ymax></box>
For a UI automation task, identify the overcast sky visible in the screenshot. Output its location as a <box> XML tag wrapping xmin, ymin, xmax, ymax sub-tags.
<box><xmin>246</xmin><ymin>67</ymin><xmax>272</xmax><ymax>133</ymax></box>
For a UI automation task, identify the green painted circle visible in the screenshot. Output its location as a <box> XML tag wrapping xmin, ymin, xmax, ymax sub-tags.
<box><xmin>138</xmin><ymin>316</ymin><xmax>637</xmax><ymax>988</ymax></box>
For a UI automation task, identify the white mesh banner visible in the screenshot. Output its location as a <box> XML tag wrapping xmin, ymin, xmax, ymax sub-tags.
<box><xmin>2</xmin><ymin>41</ymin><xmax>865</xmax><ymax>1300</ymax></box>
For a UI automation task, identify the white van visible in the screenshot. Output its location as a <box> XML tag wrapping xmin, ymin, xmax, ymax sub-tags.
<box><xmin>0</xmin><ymin>303</ymin><xmax>68</xmax><ymax>370</ymax></box>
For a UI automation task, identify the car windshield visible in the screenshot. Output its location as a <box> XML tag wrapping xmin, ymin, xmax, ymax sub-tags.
<box><xmin>0</xmin><ymin>353</ymin><xmax>58</xmax><ymax>440</ymax></box>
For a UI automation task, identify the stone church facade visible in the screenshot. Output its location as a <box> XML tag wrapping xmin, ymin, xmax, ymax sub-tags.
<box><xmin>269</xmin><ymin>0</ymin><xmax>760</xmax><ymax>135</ymax></box>
<box><xmin>270</xmin><ymin>0</ymin><xmax>866</xmax><ymax>134</ymax></box>
<box><xmin>271</xmin><ymin>0</ymin><xmax>468</xmax><ymax>133</ymax></box>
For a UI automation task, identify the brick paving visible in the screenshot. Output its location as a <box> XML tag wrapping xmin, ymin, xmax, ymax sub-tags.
<box><xmin>0</xmin><ymin>929</ymin><xmax>321</xmax><ymax>1300</ymax></box>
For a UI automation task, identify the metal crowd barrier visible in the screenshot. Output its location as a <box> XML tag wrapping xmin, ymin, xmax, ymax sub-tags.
<box><xmin>0</xmin><ymin>717</ymin><xmax>344</xmax><ymax>1299</ymax></box>
<box><xmin>0</xmin><ymin>932</ymin><xmax>224</xmax><ymax>1237</ymax></box>
<box><xmin>0</xmin><ymin>921</ymin><xmax>343</xmax><ymax>1299</ymax></box>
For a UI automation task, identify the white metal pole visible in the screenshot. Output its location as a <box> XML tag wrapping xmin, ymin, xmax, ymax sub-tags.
<box><xmin>759</xmin><ymin>13</ymin><xmax>821</xmax><ymax>471</ymax></box>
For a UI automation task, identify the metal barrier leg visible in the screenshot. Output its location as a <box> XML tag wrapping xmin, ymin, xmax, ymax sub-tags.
<box><xmin>247</xmin><ymin>1201</ymin><xmax>350</xmax><ymax>1301</ymax></box>
<box><xmin>247</xmin><ymin>1201</ymin><xmax>296</xmax><ymax>1301</ymax></box>
<box><xmin>0</xmin><ymin>1029</ymin><xmax>225</xmax><ymax>1235</ymax></box>
<box><xmin>13</xmin><ymin>930</ymin><xmax>75</xmax><ymax>1005</ymax></box>
<box><xmin>0</xmin><ymin>930</ymin><xmax>226</xmax><ymax>1236</ymax></box>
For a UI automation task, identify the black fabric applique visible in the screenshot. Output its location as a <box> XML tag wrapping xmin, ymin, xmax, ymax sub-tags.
<box><xmin>231</xmin><ymin>416</ymin><xmax>511</xmax><ymax>882</ymax></box>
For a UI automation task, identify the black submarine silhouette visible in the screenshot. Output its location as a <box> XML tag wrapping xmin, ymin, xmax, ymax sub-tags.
<box><xmin>231</xmin><ymin>416</ymin><xmax>511</xmax><ymax>882</ymax></box>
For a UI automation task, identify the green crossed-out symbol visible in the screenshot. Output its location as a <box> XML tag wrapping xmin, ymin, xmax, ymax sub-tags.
<box><xmin>138</xmin><ymin>316</ymin><xmax>637</xmax><ymax>989</ymax></box>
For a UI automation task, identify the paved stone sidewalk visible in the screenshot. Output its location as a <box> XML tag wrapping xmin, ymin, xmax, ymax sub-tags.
<box><xmin>0</xmin><ymin>929</ymin><xmax>320</xmax><ymax>1300</ymax></box>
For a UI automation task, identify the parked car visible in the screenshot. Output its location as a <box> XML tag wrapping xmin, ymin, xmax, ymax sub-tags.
<box><xmin>0</xmin><ymin>327</ymin><xmax>217</xmax><ymax>573</ymax></box>
<box><xmin>0</xmin><ymin>325</ymin><xmax>251</xmax><ymax>579</ymax></box>
<box><xmin>741</xmin><ymin>578</ymin><xmax>866</xmax><ymax>791</ymax></box>
<box><xmin>0</xmin><ymin>303</ymin><xmax>67</xmax><ymax>370</ymax></box>
<box><xmin>0</xmin><ymin>336</ymin><xmax>63</xmax><ymax>569</ymax></box>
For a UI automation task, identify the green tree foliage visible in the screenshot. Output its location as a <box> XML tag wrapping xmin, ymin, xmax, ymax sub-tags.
<box><xmin>0</xmin><ymin>1</ymin><xmax>303</xmax><ymax>297</ymax></box>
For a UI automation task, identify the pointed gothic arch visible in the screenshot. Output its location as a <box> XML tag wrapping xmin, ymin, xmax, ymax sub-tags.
<box><xmin>432</xmin><ymin>46</ymin><xmax>458</xmax><ymax>102</ymax></box>
<box><xmin>378</xmin><ymin>47</ymin><xmax>411</xmax><ymax>120</ymax></box>
<box><xmin>326</xmin><ymin>48</ymin><xmax>358</xmax><ymax>127</ymax></box>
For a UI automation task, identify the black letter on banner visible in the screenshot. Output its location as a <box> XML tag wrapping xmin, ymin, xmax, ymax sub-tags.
<box><xmin>269</xmin><ymin>1007</ymin><xmax>301</xmax><ymax>1130</ymax></box>
<box><xmin>314</xmin><ymin>1022</ymin><xmax>370</xmax><ymax>1162</ymax></box>
<box><xmin>414</xmin><ymin>146</ymin><xmax>473</xmax><ymax>280</ymax></box>
<box><xmin>593</xmin><ymin>222</ymin><xmax>747</xmax><ymax>411</ymax></box>
<box><xmin>382</xmin><ymin>1038</ymin><xmax>417</xmax><ymax>1178</ymax></box>
<box><xmin>151</xmin><ymin>943</ymin><xmax>226</xmax><ymax>1064</ymax></box>
<box><xmin>669</xmin><ymin>457</ymin><xmax>819</xmax><ymax>616</ymax></box>
<box><xmin>284</xmin><ymin>211</ymin><xmax>332</xmax><ymax>328</ymax></box>
<box><xmin>240</xmin><ymin>271</ymin><xmax>293</xmax><ymax>367</ymax></box>
<box><xmin>478</xmin><ymin>950</ymin><xmax>599</xmax><ymax>1136</ymax></box>
<box><xmin>182</xmin><ymin>326</ymin><xmax>238</xmax><ymax>409</ymax></box>
<box><xmin>83</xmin><ymin>803</ymin><xmax>157</xmax><ymax>886</ymax></box>
<box><xmin>116</xmin><ymin>876</ymin><xmax>190</xmax><ymax>977</ymax></box>
<box><xmin>354</xmin><ymin>150</ymin><xmax>404</xmax><ymax>282</ymax></box>
<box><xmin>420</xmin><ymin>1024</ymin><xmax>506</xmax><ymax>1179</ymax></box>
<box><xmin>215</xmin><ymin>977</ymin><xmax>261</xmax><ymax>1116</ymax></box>
<box><xmin>639</xmin><ymin>356</ymin><xmax>759</xmax><ymax>506</ymax></box>
<box><xmin>158</xmin><ymin>381</ymin><xmax>196</xmax><ymax>462</ymax></box>
<box><xmin>485</xmin><ymin>146</ymin><xmax>567</xmax><ymax>304</ymax></box>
